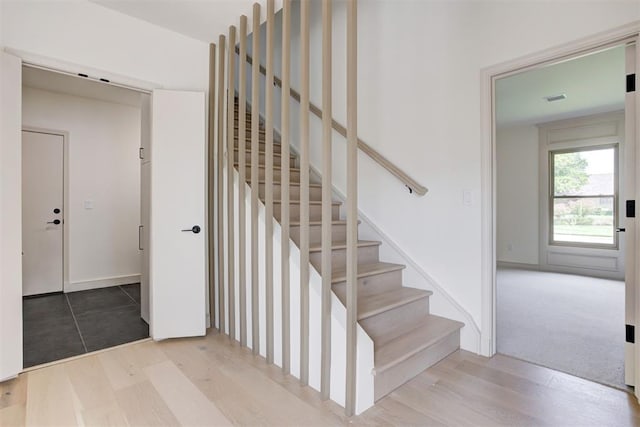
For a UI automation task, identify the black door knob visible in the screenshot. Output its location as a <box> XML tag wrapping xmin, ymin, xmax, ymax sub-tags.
<box><xmin>181</xmin><ymin>225</ymin><xmax>201</xmax><ymax>234</ymax></box>
<box><xmin>53</xmin><ymin>208</ymin><xmax>61</xmax><ymax>214</ymax></box>
<box><xmin>47</xmin><ymin>219</ymin><xmax>61</xmax><ymax>225</ymax></box>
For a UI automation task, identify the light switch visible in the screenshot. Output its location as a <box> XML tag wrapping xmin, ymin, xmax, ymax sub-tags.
<box><xmin>463</xmin><ymin>190</ymin><xmax>472</xmax><ymax>207</ymax></box>
<box><xmin>84</xmin><ymin>200</ymin><xmax>94</xmax><ymax>210</ymax></box>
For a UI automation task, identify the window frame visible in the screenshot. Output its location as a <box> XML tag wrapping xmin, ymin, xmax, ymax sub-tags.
<box><xmin>548</xmin><ymin>143</ymin><xmax>619</xmax><ymax>250</ymax></box>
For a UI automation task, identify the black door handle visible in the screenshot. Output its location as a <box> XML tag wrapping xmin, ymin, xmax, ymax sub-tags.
<box><xmin>616</xmin><ymin>228</ymin><xmax>626</xmax><ymax>232</ymax></box>
<box><xmin>181</xmin><ymin>225</ymin><xmax>201</xmax><ymax>234</ymax></box>
<box><xmin>47</xmin><ymin>219</ymin><xmax>61</xmax><ymax>225</ymax></box>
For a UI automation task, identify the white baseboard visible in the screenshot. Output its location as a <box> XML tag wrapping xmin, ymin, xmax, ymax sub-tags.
<box><xmin>497</xmin><ymin>261</ymin><xmax>541</xmax><ymax>270</ymax></box>
<box><xmin>65</xmin><ymin>274</ymin><xmax>141</xmax><ymax>293</ymax></box>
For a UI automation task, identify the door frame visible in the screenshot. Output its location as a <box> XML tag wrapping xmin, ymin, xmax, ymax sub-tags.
<box><xmin>13</xmin><ymin>53</ymin><xmax>157</xmax><ymax>372</ymax></box>
<box><xmin>480</xmin><ymin>21</ymin><xmax>640</xmax><ymax>379</ymax></box>
<box><xmin>21</xmin><ymin>127</ymin><xmax>69</xmax><ymax>293</ymax></box>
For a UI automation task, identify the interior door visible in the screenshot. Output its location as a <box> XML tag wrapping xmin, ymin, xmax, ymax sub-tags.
<box><xmin>22</xmin><ymin>130</ymin><xmax>64</xmax><ymax>296</ymax></box>
<box><xmin>150</xmin><ymin>89</ymin><xmax>206</xmax><ymax>340</ymax></box>
<box><xmin>624</xmin><ymin>40</ymin><xmax>638</xmax><ymax>388</ymax></box>
<box><xmin>0</xmin><ymin>51</ymin><xmax>23</xmax><ymax>381</ymax></box>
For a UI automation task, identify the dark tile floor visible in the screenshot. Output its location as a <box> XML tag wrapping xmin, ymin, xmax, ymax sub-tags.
<box><xmin>23</xmin><ymin>284</ymin><xmax>148</xmax><ymax>368</ymax></box>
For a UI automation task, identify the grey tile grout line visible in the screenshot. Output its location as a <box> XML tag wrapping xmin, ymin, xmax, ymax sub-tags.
<box><xmin>65</xmin><ymin>293</ymin><xmax>89</xmax><ymax>353</ymax></box>
<box><xmin>118</xmin><ymin>285</ymin><xmax>139</xmax><ymax>305</ymax></box>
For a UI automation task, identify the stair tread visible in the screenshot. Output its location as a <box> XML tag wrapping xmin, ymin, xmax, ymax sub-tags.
<box><xmin>290</xmin><ymin>220</ymin><xmax>353</xmax><ymax>226</ymax></box>
<box><xmin>331</xmin><ymin>262</ymin><xmax>405</xmax><ymax>284</ymax></box>
<box><xmin>273</xmin><ymin>200</ymin><xmax>341</xmax><ymax>206</ymax></box>
<box><xmin>309</xmin><ymin>240</ymin><xmax>380</xmax><ymax>252</ymax></box>
<box><xmin>258</xmin><ymin>180</ymin><xmax>322</xmax><ymax>188</ymax></box>
<box><xmin>237</xmin><ymin>164</ymin><xmax>301</xmax><ymax>172</ymax></box>
<box><xmin>358</xmin><ymin>287</ymin><xmax>432</xmax><ymax>321</ymax></box>
<box><xmin>372</xmin><ymin>314</ymin><xmax>464</xmax><ymax>374</ymax></box>
<box><xmin>233</xmin><ymin>147</ymin><xmax>295</xmax><ymax>159</ymax></box>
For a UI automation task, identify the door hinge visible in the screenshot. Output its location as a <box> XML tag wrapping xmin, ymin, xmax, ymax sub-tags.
<box><xmin>626</xmin><ymin>200</ymin><xmax>635</xmax><ymax>218</ymax></box>
<box><xmin>627</xmin><ymin>324</ymin><xmax>635</xmax><ymax>344</ymax></box>
<box><xmin>627</xmin><ymin>74</ymin><xmax>636</xmax><ymax>93</ymax></box>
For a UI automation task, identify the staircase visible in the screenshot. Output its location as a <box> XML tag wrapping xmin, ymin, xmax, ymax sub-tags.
<box><xmin>233</xmin><ymin>102</ymin><xmax>464</xmax><ymax>401</ymax></box>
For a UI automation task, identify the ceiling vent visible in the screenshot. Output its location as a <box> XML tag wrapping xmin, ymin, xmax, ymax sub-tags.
<box><xmin>544</xmin><ymin>94</ymin><xmax>567</xmax><ymax>102</ymax></box>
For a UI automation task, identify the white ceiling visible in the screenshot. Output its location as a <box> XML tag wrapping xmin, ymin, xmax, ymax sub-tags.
<box><xmin>496</xmin><ymin>46</ymin><xmax>625</xmax><ymax>127</ymax></box>
<box><xmin>89</xmin><ymin>0</ymin><xmax>275</xmax><ymax>43</ymax></box>
<box><xmin>23</xmin><ymin>66</ymin><xmax>143</xmax><ymax>107</ymax></box>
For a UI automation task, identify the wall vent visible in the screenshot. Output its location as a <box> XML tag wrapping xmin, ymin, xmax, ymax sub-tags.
<box><xmin>543</xmin><ymin>94</ymin><xmax>567</xmax><ymax>102</ymax></box>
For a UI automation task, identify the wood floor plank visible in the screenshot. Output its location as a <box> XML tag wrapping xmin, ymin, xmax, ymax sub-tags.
<box><xmin>98</xmin><ymin>339</ymin><xmax>167</xmax><ymax>391</ymax></box>
<box><xmin>3</xmin><ymin>332</ymin><xmax>638</xmax><ymax>426</ymax></box>
<box><xmin>0</xmin><ymin>404</ymin><xmax>25</xmax><ymax>427</ymax></box>
<box><xmin>64</xmin><ymin>355</ymin><xmax>117</xmax><ymax>413</ymax></box>
<box><xmin>158</xmin><ymin>338</ymin><xmax>276</xmax><ymax>425</ymax></box>
<box><xmin>144</xmin><ymin>360</ymin><xmax>231</xmax><ymax>426</ymax></box>
<box><xmin>0</xmin><ymin>375</ymin><xmax>27</xmax><ymax>410</ymax></box>
<box><xmin>456</xmin><ymin>357</ymin><xmax>640</xmax><ymax>424</ymax></box>
<box><xmin>80</xmin><ymin>402</ymin><xmax>129</xmax><ymax>427</ymax></box>
<box><xmin>115</xmin><ymin>380</ymin><xmax>180</xmax><ymax>427</ymax></box>
<box><xmin>24</xmin><ymin>365</ymin><xmax>80</xmax><ymax>426</ymax></box>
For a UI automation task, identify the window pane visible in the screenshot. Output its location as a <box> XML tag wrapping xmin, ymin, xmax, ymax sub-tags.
<box><xmin>553</xmin><ymin>197</ymin><xmax>614</xmax><ymax>245</ymax></box>
<box><xmin>553</xmin><ymin>148</ymin><xmax>614</xmax><ymax>196</ymax></box>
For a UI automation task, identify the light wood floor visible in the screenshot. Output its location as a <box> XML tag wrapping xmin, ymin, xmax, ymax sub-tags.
<box><xmin>1</xmin><ymin>331</ymin><xmax>639</xmax><ymax>426</ymax></box>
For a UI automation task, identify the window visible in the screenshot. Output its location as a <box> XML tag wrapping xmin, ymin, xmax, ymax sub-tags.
<box><xmin>550</xmin><ymin>145</ymin><xmax>618</xmax><ymax>248</ymax></box>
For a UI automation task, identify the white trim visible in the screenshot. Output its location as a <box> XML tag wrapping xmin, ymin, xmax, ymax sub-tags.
<box><xmin>22</xmin><ymin>337</ymin><xmax>152</xmax><ymax>373</ymax></box>
<box><xmin>537</xmin><ymin>112</ymin><xmax>624</xmax><ymax>280</ymax></box>
<box><xmin>481</xmin><ymin>21</ymin><xmax>640</xmax><ymax>358</ymax></box>
<box><xmin>5</xmin><ymin>47</ymin><xmax>159</xmax><ymax>93</ymax></box>
<box><xmin>65</xmin><ymin>274</ymin><xmax>142</xmax><ymax>293</ymax></box>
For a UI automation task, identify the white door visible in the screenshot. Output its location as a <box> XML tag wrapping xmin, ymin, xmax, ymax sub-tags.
<box><xmin>150</xmin><ymin>90</ymin><xmax>206</xmax><ymax>340</ymax></box>
<box><xmin>22</xmin><ymin>131</ymin><xmax>64</xmax><ymax>296</ymax></box>
<box><xmin>624</xmin><ymin>41</ymin><xmax>638</xmax><ymax>387</ymax></box>
<box><xmin>0</xmin><ymin>51</ymin><xmax>23</xmax><ymax>381</ymax></box>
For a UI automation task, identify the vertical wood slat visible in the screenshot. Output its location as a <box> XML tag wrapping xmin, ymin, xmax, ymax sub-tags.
<box><xmin>280</xmin><ymin>0</ymin><xmax>291</xmax><ymax>375</ymax></box>
<box><xmin>217</xmin><ymin>34</ymin><xmax>226</xmax><ymax>335</ymax></box>
<box><xmin>320</xmin><ymin>0</ymin><xmax>332</xmax><ymax>401</ymax></box>
<box><xmin>227</xmin><ymin>26</ymin><xmax>237</xmax><ymax>341</ymax></box>
<box><xmin>345</xmin><ymin>0</ymin><xmax>358</xmax><ymax>416</ymax></box>
<box><xmin>265</xmin><ymin>0</ymin><xmax>275</xmax><ymax>365</ymax></box>
<box><xmin>299</xmin><ymin>0</ymin><xmax>311</xmax><ymax>386</ymax></box>
<box><xmin>208</xmin><ymin>43</ymin><xmax>217</xmax><ymax>330</ymax></box>
<box><xmin>250</xmin><ymin>2</ymin><xmax>261</xmax><ymax>355</ymax></box>
<box><xmin>238</xmin><ymin>15</ymin><xmax>248</xmax><ymax>347</ymax></box>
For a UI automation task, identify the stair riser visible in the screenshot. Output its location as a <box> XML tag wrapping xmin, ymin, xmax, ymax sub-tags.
<box><xmin>234</xmin><ymin>151</ymin><xmax>296</xmax><ymax>168</ymax></box>
<box><xmin>290</xmin><ymin>223</ymin><xmax>348</xmax><ymax>245</ymax></box>
<box><xmin>273</xmin><ymin>203</ymin><xmax>339</xmax><ymax>222</ymax></box>
<box><xmin>332</xmin><ymin>269</ymin><xmax>403</xmax><ymax>300</ymax></box>
<box><xmin>374</xmin><ymin>330</ymin><xmax>459</xmax><ymax>401</ymax></box>
<box><xmin>258</xmin><ymin>183</ymin><xmax>323</xmax><ymax>202</ymax></box>
<box><xmin>309</xmin><ymin>245</ymin><xmax>379</xmax><ymax>273</ymax></box>
<box><xmin>360</xmin><ymin>297</ymin><xmax>429</xmax><ymax>339</ymax></box>
<box><xmin>241</xmin><ymin>166</ymin><xmax>301</xmax><ymax>182</ymax></box>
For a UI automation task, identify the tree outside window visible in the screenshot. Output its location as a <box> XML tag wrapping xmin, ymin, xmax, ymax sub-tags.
<box><xmin>550</xmin><ymin>146</ymin><xmax>617</xmax><ymax>248</ymax></box>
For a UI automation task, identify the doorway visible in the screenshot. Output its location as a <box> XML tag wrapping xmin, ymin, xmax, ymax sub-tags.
<box><xmin>20</xmin><ymin>66</ymin><xmax>151</xmax><ymax>368</ymax></box>
<box><xmin>493</xmin><ymin>43</ymin><xmax>635</xmax><ymax>390</ymax></box>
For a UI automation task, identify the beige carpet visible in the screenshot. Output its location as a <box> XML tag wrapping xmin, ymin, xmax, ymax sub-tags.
<box><xmin>497</xmin><ymin>268</ymin><xmax>626</xmax><ymax>389</ymax></box>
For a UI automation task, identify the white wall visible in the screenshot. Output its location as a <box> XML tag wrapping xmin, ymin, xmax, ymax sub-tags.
<box><xmin>1</xmin><ymin>0</ymin><xmax>209</xmax><ymax>90</ymax></box>
<box><xmin>496</xmin><ymin>125</ymin><xmax>539</xmax><ymax>265</ymax></box>
<box><xmin>23</xmin><ymin>87</ymin><xmax>142</xmax><ymax>290</ymax></box>
<box><xmin>275</xmin><ymin>1</ymin><xmax>639</xmax><ymax>331</ymax></box>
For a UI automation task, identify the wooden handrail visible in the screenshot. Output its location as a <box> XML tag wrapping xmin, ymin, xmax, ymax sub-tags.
<box><xmin>237</xmin><ymin>47</ymin><xmax>428</xmax><ymax>196</ymax></box>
